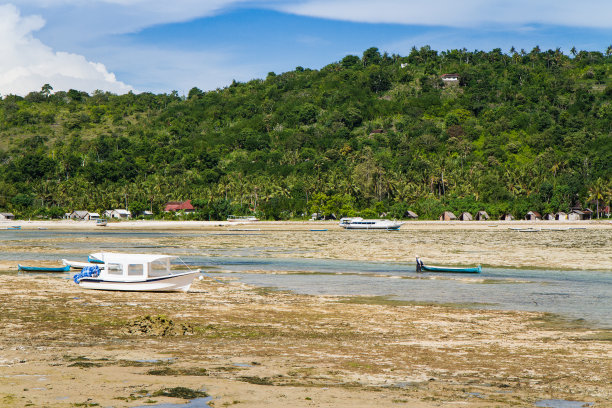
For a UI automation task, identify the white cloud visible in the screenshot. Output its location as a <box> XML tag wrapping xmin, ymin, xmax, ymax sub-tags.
<box><xmin>278</xmin><ymin>0</ymin><xmax>612</xmax><ymax>29</ymax></box>
<box><xmin>0</xmin><ymin>4</ymin><xmax>133</xmax><ymax>96</ymax></box>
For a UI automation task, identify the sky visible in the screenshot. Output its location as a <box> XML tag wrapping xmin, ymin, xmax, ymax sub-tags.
<box><xmin>1</xmin><ymin>0</ymin><xmax>611</xmax><ymax>96</ymax></box>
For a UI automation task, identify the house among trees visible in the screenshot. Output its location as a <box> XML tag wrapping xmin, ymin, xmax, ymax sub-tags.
<box><xmin>104</xmin><ymin>209</ymin><xmax>131</xmax><ymax>219</ymax></box>
<box><xmin>543</xmin><ymin>213</ymin><xmax>556</xmax><ymax>220</ymax></box>
<box><xmin>525</xmin><ymin>211</ymin><xmax>542</xmax><ymax>221</ymax></box>
<box><xmin>441</xmin><ymin>73</ymin><xmax>460</xmax><ymax>82</ymax></box>
<box><xmin>556</xmin><ymin>212</ymin><xmax>568</xmax><ymax>220</ymax></box>
<box><xmin>0</xmin><ymin>212</ymin><xmax>15</xmax><ymax>220</ymax></box>
<box><xmin>405</xmin><ymin>210</ymin><xmax>418</xmax><ymax>219</ymax></box>
<box><xmin>164</xmin><ymin>200</ymin><xmax>195</xmax><ymax>213</ymax></box>
<box><xmin>475</xmin><ymin>211</ymin><xmax>489</xmax><ymax>221</ymax></box>
<box><xmin>458</xmin><ymin>212</ymin><xmax>473</xmax><ymax>221</ymax></box>
<box><xmin>439</xmin><ymin>211</ymin><xmax>457</xmax><ymax>221</ymax></box>
<box><xmin>500</xmin><ymin>213</ymin><xmax>514</xmax><ymax>221</ymax></box>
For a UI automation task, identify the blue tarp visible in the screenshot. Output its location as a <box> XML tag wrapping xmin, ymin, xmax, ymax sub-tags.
<box><xmin>73</xmin><ymin>265</ymin><xmax>100</xmax><ymax>283</ymax></box>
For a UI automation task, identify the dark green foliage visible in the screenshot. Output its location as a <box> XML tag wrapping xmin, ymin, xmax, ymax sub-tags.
<box><xmin>0</xmin><ymin>47</ymin><xmax>610</xmax><ymax>219</ymax></box>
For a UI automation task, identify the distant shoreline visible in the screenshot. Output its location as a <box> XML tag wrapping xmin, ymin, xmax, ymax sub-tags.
<box><xmin>2</xmin><ymin>218</ymin><xmax>611</xmax><ymax>230</ymax></box>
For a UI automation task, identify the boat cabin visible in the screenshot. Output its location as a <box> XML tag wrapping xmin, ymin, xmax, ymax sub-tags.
<box><xmin>90</xmin><ymin>252</ymin><xmax>176</xmax><ymax>282</ymax></box>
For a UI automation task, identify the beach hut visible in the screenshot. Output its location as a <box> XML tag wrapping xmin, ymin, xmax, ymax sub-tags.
<box><xmin>439</xmin><ymin>211</ymin><xmax>457</xmax><ymax>221</ymax></box>
<box><xmin>582</xmin><ymin>208</ymin><xmax>593</xmax><ymax>220</ymax></box>
<box><xmin>568</xmin><ymin>210</ymin><xmax>584</xmax><ymax>221</ymax></box>
<box><xmin>556</xmin><ymin>212</ymin><xmax>568</xmax><ymax>221</ymax></box>
<box><xmin>500</xmin><ymin>213</ymin><xmax>514</xmax><ymax>221</ymax></box>
<box><xmin>475</xmin><ymin>211</ymin><xmax>489</xmax><ymax>221</ymax></box>
<box><xmin>0</xmin><ymin>212</ymin><xmax>15</xmax><ymax>220</ymax></box>
<box><xmin>70</xmin><ymin>211</ymin><xmax>90</xmax><ymax>220</ymax></box>
<box><xmin>458</xmin><ymin>212</ymin><xmax>473</xmax><ymax>221</ymax></box>
<box><xmin>525</xmin><ymin>211</ymin><xmax>542</xmax><ymax>221</ymax></box>
<box><xmin>543</xmin><ymin>213</ymin><xmax>555</xmax><ymax>220</ymax></box>
<box><xmin>405</xmin><ymin>210</ymin><xmax>418</xmax><ymax>219</ymax></box>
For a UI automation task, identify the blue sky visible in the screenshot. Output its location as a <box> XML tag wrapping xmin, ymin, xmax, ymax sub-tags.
<box><xmin>1</xmin><ymin>1</ymin><xmax>611</xmax><ymax>96</ymax></box>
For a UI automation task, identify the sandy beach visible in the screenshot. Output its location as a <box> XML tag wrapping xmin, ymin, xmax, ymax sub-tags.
<box><xmin>0</xmin><ymin>220</ymin><xmax>611</xmax><ymax>407</ymax></box>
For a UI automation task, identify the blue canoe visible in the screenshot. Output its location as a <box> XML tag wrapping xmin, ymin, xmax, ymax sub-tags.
<box><xmin>420</xmin><ymin>264</ymin><xmax>481</xmax><ymax>273</ymax></box>
<box><xmin>18</xmin><ymin>264</ymin><xmax>71</xmax><ymax>272</ymax></box>
<box><xmin>7</xmin><ymin>226</ymin><xmax>21</xmax><ymax>230</ymax></box>
<box><xmin>87</xmin><ymin>255</ymin><xmax>104</xmax><ymax>264</ymax></box>
<box><xmin>416</xmin><ymin>258</ymin><xmax>481</xmax><ymax>273</ymax></box>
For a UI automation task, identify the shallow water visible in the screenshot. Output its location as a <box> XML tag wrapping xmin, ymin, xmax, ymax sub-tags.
<box><xmin>535</xmin><ymin>399</ymin><xmax>594</xmax><ymax>407</ymax></box>
<box><xmin>2</xmin><ymin>229</ymin><xmax>611</xmax><ymax>328</ymax></box>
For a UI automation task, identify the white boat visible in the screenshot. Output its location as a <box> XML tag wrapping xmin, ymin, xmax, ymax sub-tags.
<box><xmin>339</xmin><ymin>217</ymin><xmax>404</xmax><ymax>230</ymax></box>
<box><xmin>62</xmin><ymin>259</ymin><xmax>97</xmax><ymax>269</ymax></box>
<box><xmin>96</xmin><ymin>218</ymin><xmax>107</xmax><ymax>226</ymax></box>
<box><xmin>72</xmin><ymin>252</ymin><xmax>200</xmax><ymax>292</ymax></box>
<box><xmin>227</xmin><ymin>215</ymin><xmax>259</xmax><ymax>222</ymax></box>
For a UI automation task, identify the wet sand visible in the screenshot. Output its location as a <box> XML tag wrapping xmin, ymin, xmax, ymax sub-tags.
<box><xmin>0</xmin><ymin>220</ymin><xmax>611</xmax><ymax>407</ymax></box>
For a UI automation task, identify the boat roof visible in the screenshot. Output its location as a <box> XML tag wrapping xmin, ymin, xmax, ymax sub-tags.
<box><xmin>90</xmin><ymin>252</ymin><xmax>176</xmax><ymax>264</ymax></box>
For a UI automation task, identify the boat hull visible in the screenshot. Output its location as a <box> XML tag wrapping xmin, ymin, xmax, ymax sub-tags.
<box><xmin>77</xmin><ymin>271</ymin><xmax>199</xmax><ymax>292</ymax></box>
<box><xmin>342</xmin><ymin>224</ymin><xmax>402</xmax><ymax>230</ymax></box>
<box><xmin>421</xmin><ymin>264</ymin><xmax>481</xmax><ymax>273</ymax></box>
<box><xmin>18</xmin><ymin>264</ymin><xmax>71</xmax><ymax>272</ymax></box>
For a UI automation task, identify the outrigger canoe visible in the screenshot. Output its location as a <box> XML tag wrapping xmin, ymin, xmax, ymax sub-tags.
<box><xmin>416</xmin><ymin>257</ymin><xmax>481</xmax><ymax>273</ymax></box>
<box><xmin>18</xmin><ymin>264</ymin><xmax>71</xmax><ymax>272</ymax></box>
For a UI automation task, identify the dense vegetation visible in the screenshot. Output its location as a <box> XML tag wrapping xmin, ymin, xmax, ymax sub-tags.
<box><xmin>0</xmin><ymin>46</ymin><xmax>611</xmax><ymax>220</ymax></box>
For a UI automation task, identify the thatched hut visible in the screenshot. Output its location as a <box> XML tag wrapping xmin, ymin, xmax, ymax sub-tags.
<box><xmin>475</xmin><ymin>211</ymin><xmax>489</xmax><ymax>221</ymax></box>
<box><xmin>458</xmin><ymin>212</ymin><xmax>473</xmax><ymax>221</ymax></box>
<box><xmin>405</xmin><ymin>210</ymin><xmax>418</xmax><ymax>219</ymax></box>
<box><xmin>439</xmin><ymin>211</ymin><xmax>457</xmax><ymax>221</ymax></box>
<box><xmin>500</xmin><ymin>213</ymin><xmax>514</xmax><ymax>221</ymax></box>
<box><xmin>525</xmin><ymin>211</ymin><xmax>542</xmax><ymax>221</ymax></box>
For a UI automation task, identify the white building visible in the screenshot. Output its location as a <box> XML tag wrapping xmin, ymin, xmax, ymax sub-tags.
<box><xmin>104</xmin><ymin>209</ymin><xmax>131</xmax><ymax>219</ymax></box>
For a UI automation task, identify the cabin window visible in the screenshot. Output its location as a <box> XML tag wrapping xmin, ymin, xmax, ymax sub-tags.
<box><xmin>128</xmin><ymin>264</ymin><xmax>144</xmax><ymax>276</ymax></box>
<box><xmin>107</xmin><ymin>263</ymin><xmax>123</xmax><ymax>275</ymax></box>
<box><xmin>150</xmin><ymin>260</ymin><xmax>168</xmax><ymax>277</ymax></box>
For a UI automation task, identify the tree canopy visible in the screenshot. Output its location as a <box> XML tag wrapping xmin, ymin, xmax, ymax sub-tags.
<box><xmin>0</xmin><ymin>46</ymin><xmax>610</xmax><ymax>220</ymax></box>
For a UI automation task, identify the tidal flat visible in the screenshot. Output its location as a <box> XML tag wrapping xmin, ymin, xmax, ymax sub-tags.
<box><xmin>0</xmin><ymin>220</ymin><xmax>611</xmax><ymax>407</ymax></box>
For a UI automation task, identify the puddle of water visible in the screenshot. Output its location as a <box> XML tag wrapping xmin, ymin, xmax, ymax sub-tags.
<box><xmin>233</xmin><ymin>363</ymin><xmax>252</xmax><ymax>367</ymax></box>
<box><xmin>134</xmin><ymin>358</ymin><xmax>175</xmax><ymax>363</ymax></box>
<box><xmin>535</xmin><ymin>400</ymin><xmax>594</xmax><ymax>408</ymax></box>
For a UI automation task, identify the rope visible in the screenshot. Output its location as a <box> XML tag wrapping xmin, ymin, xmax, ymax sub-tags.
<box><xmin>177</xmin><ymin>257</ymin><xmax>226</xmax><ymax>284</ymax></box>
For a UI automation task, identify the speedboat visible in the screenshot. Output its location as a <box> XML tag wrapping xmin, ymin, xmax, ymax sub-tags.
<box><xmin>72</xmin><ymin>252</ymin><xmax>200</xmax><ymax>292</ymax></box>
<box><xmin>339</xmin><ymin>217</ymin><xmax>404</xmax><ymax>230</ymax></box>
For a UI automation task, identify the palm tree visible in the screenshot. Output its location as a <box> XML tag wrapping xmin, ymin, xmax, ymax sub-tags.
<box><xmin>587</xmin><ymin>178</ymin><xmax>607</xmax><ymax>219</ymax></box>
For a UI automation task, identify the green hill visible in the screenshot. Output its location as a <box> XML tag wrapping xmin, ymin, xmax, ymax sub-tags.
<box><xmin>1</xmin><ymin>46</ymin><xmax>611</xmax><ymax>220</ymax></box>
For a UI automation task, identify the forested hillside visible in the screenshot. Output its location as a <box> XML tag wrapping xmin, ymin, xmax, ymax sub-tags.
<box><xmin>1</xmin><ymin>46</ymin><xmax>611</xmax><ymax>220</ymax></box>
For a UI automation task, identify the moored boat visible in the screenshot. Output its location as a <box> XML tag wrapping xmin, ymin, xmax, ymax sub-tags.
<box><xmin>96</xmin><ymin>218</ymin><xmax>108</xmax><ymax>226</ymax></box>
<box><xmin>339</xmin><ymin>217</ymin><xmax>404</xmax><ymax>230</ymax></box>
<box><xmin>227</xmin><ymin>215</ymin><xmax>259</xmax><ymax>222</ymax></box>
<box><xmin>62</xmin><ymin>259</ymin><xmax>98</xmax><ymax>269</ymax></box>
<box><xmin>416</xmin><ymin>257</ymin><xmax>481</xmax><ymax>273</ymax></box>
<box><xmin>18</xmin><ymin>264</ymin><xmax>71</xmax><ymax>272</ymax></box>
<box><xmin>73</xmin><ymin>252</ymin><xmax>200</xmax><ymax>292</ymax></box>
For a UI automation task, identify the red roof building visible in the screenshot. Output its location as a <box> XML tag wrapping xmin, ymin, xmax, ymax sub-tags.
<box><xmin>164</xmin><ymin>200</ymin><xmax>195</xmax><ymax>212</ymax></box>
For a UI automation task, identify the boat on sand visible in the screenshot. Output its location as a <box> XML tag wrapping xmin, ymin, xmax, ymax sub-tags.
<box><xmin>339</xmin><ymin>217</ymin><xmax>404</xmax><ymax>230</ymax></box>
<box><xmin>72</xmin><ymin>252</ymin><xmax>200</xmax><ymax>292</ymax></box>
<box><xmin>18</xmin><ymin>264</ymin><xmax>71</xmax><ymax>272</ymax></box>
